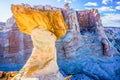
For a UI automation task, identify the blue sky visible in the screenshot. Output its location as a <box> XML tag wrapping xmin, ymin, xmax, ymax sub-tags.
<box><xmin>0</xmin><ymin>0</ymin><xmax>120</xmax><ymax>27</ymax></box>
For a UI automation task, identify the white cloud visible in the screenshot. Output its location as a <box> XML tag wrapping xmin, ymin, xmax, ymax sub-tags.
<box><xmin>64</xmin><ymin>0</ymin><xmax>75</xmax><ymax>3</ymax></box>
<box><xmin>101</xmin><ymin>13</ymin><xmax>120</xmax><ymax>27</ymax></box>
<box><xmin>102</xmin><ymin>0</ymin><xmax>112</xmax><ymax>5</ymax></box>
<box><xmin>57</xmin><ymin>0</ymin><xmax>75</xmax><ymax>3</ymax></box>
<box><xmin>98</xmin><ymin>6</ymin><xmax>116</xmax><ymax>12</ymax></box>
<box><xmin>84</xmin><ymin>2</ymin><xmax>98</xmax><ymax>6</ymax></box>
<box><xmin>116</xmin><ymin>6</ymin><xmax>120</xmax><ymax>10</ymax></box>
<box><xmin>116</xmin><ymin>1</ymin><xmax>120</xmax><ymax>5</ymax></box>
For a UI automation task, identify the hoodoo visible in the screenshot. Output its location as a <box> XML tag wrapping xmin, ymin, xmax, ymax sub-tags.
<box><xmin>11</xmin><ymin>4</ymin><xmax>68</xmax><ymax>80</ymax></box>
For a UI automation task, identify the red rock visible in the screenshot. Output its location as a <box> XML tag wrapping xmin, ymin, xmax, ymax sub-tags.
<box><xmin>77</xmin><ymin>9</ymin><xmax>100</xmax><ymax>28</ymax></box>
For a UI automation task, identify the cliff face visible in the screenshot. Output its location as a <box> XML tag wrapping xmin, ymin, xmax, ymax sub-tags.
<box><xmin>0</xmin><ymin>17</ymin><xmax>33</xmax><ymax>71</ymax></box>
<box><xmin>0</xmin><ymin>4</ymin><xmax>120</xmax><ymax>80</ymax></box>
<box><xmin>77</xmin><ymin>9</ymin><xmax>100</xmax><ymax>28</ymax></box>
<box><xmin>55</xmin><ymin>7</ymin><xmax>118</xmax><ymax>80</ymax></box>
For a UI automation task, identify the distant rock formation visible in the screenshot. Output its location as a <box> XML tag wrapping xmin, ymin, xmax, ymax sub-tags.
<box><xmin>0</xmin><ymin>22</ymin><xmax>5</xmax><ymax>30</ymax></box>
<box><xmin>105</xmin><ymin>27</ymin><xmax>120</xmax><ymax>54</ymax></box>
<box><xmin>55</xmin><ymin>5</ymin><xmax>119</xmax><ymax>80</ymax></box>
<box><xmin>0</xmin><ymin>17</ymin><xmax>33</xmax><ymax>71</ymax></box>
<box><xmin>0</xmin><ymin>4</ymin><xmax>120</xmax><ymax>80</ymax></box>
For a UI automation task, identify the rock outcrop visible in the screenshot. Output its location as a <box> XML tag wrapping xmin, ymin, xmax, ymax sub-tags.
<box><xmin>0</xmin><ymin>4</ymin><xmax>120</xmax><ymax>80</ymax></box>
<box><xmin>56</xmin><ymin>5</ymin><xmax>119</xmax><ymax>80</ymax></box>
<box><xmin>0</xmin><ymin>17</ymin><xmax>33</xmax><ymax>71</ymax></box>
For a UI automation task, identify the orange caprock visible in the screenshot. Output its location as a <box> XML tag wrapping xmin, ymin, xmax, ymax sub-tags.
<box><xmin>11</xmin><ymin>5</ymin><xmax>68</xmax><ymax>39</ymax></box>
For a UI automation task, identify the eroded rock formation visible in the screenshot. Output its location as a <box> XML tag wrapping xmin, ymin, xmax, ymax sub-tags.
<box><xmin>11</xmin><ymin>5</ymin><xmax>68</xmax><ymax>39</ymax></box>
<box><xmin>0</xmin><ymin>3</ymin><xmax>119</xmax><ymax>80</ymax></box>
<box><xmin>105</xmin><ymin>27</ymin><xmax>120</xmax><ymax>54</ymax></box>
<box><xmin>0</xmin><ymin>17</ymin><xmax>33</xmax><ymax>71</ymax></box>
<box><xmin>11</xmin><ymin>4</ymin><xmax>68</xmax><ymax>80</ymax></box>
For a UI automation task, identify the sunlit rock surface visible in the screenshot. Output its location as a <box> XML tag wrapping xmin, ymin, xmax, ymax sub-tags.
<box><xmin>56</xmin><ymin>5</ymin><xmax>119</xmax><ymax>80</ymax></box>
<box><xmin>0</xmin><ymin>4</ymin><xmax>120</xmax><ymax>80</ymax></box>
<box><xmin>11</xmin><ymin>5</ymin><xmax>68</xmax><ymax>39</ymax></box>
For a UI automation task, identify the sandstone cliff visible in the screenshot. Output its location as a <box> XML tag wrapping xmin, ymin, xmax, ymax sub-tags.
<box><xmin>0</xmin><ymin>17</ymin><xmax>33</xmax><ymax>71</ymax></box>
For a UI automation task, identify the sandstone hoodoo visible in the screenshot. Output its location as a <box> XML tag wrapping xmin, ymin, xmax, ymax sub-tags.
<box><xmin>11</xmin><ymin>4</ymin><xmax>68</xmax><ymax>80</ymax></box>
<box><xmin>0</xmin><ymin>3</ymin><xmax>120</xmax><ymax>80</ymax></box>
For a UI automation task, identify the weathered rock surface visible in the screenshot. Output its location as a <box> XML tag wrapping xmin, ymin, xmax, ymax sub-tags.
<box><xmin>56</xmin><ymin>5</ymin><xmax>119</xmax><ymax>80</ymax></box>
<box><xmin>0</xmin><ymin>17</ymin><xmax>33</xmax><ymax>71</ymax></box>
<box><xmin>105</xmin><ymin>27</ymin><xmax>120</xmax><ymax>54</ymax></box>
<box><xmin>11</xmin><ymin>5</ymin><xmax>68</xmax><ymax>39</ymax></box>
<box><xmin>0</xmin><ymin>71</ymin><xmax>18</xmax><ymax>80</ymax></box>
<box><xmin>0</xmin><ymin>4</ymin><xmax>120</xmax><ymax>80</ymax></box>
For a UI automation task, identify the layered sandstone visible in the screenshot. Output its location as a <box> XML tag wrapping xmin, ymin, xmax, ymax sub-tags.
<box><xmin>0</xmin><ymin>17</ymin><xmax>33</xmax><ymax>71</ymax></box>
<box><xmin>11</xmin><ymin>5</ymin><xmax>68</xmax><ymax>39</ymax></box>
